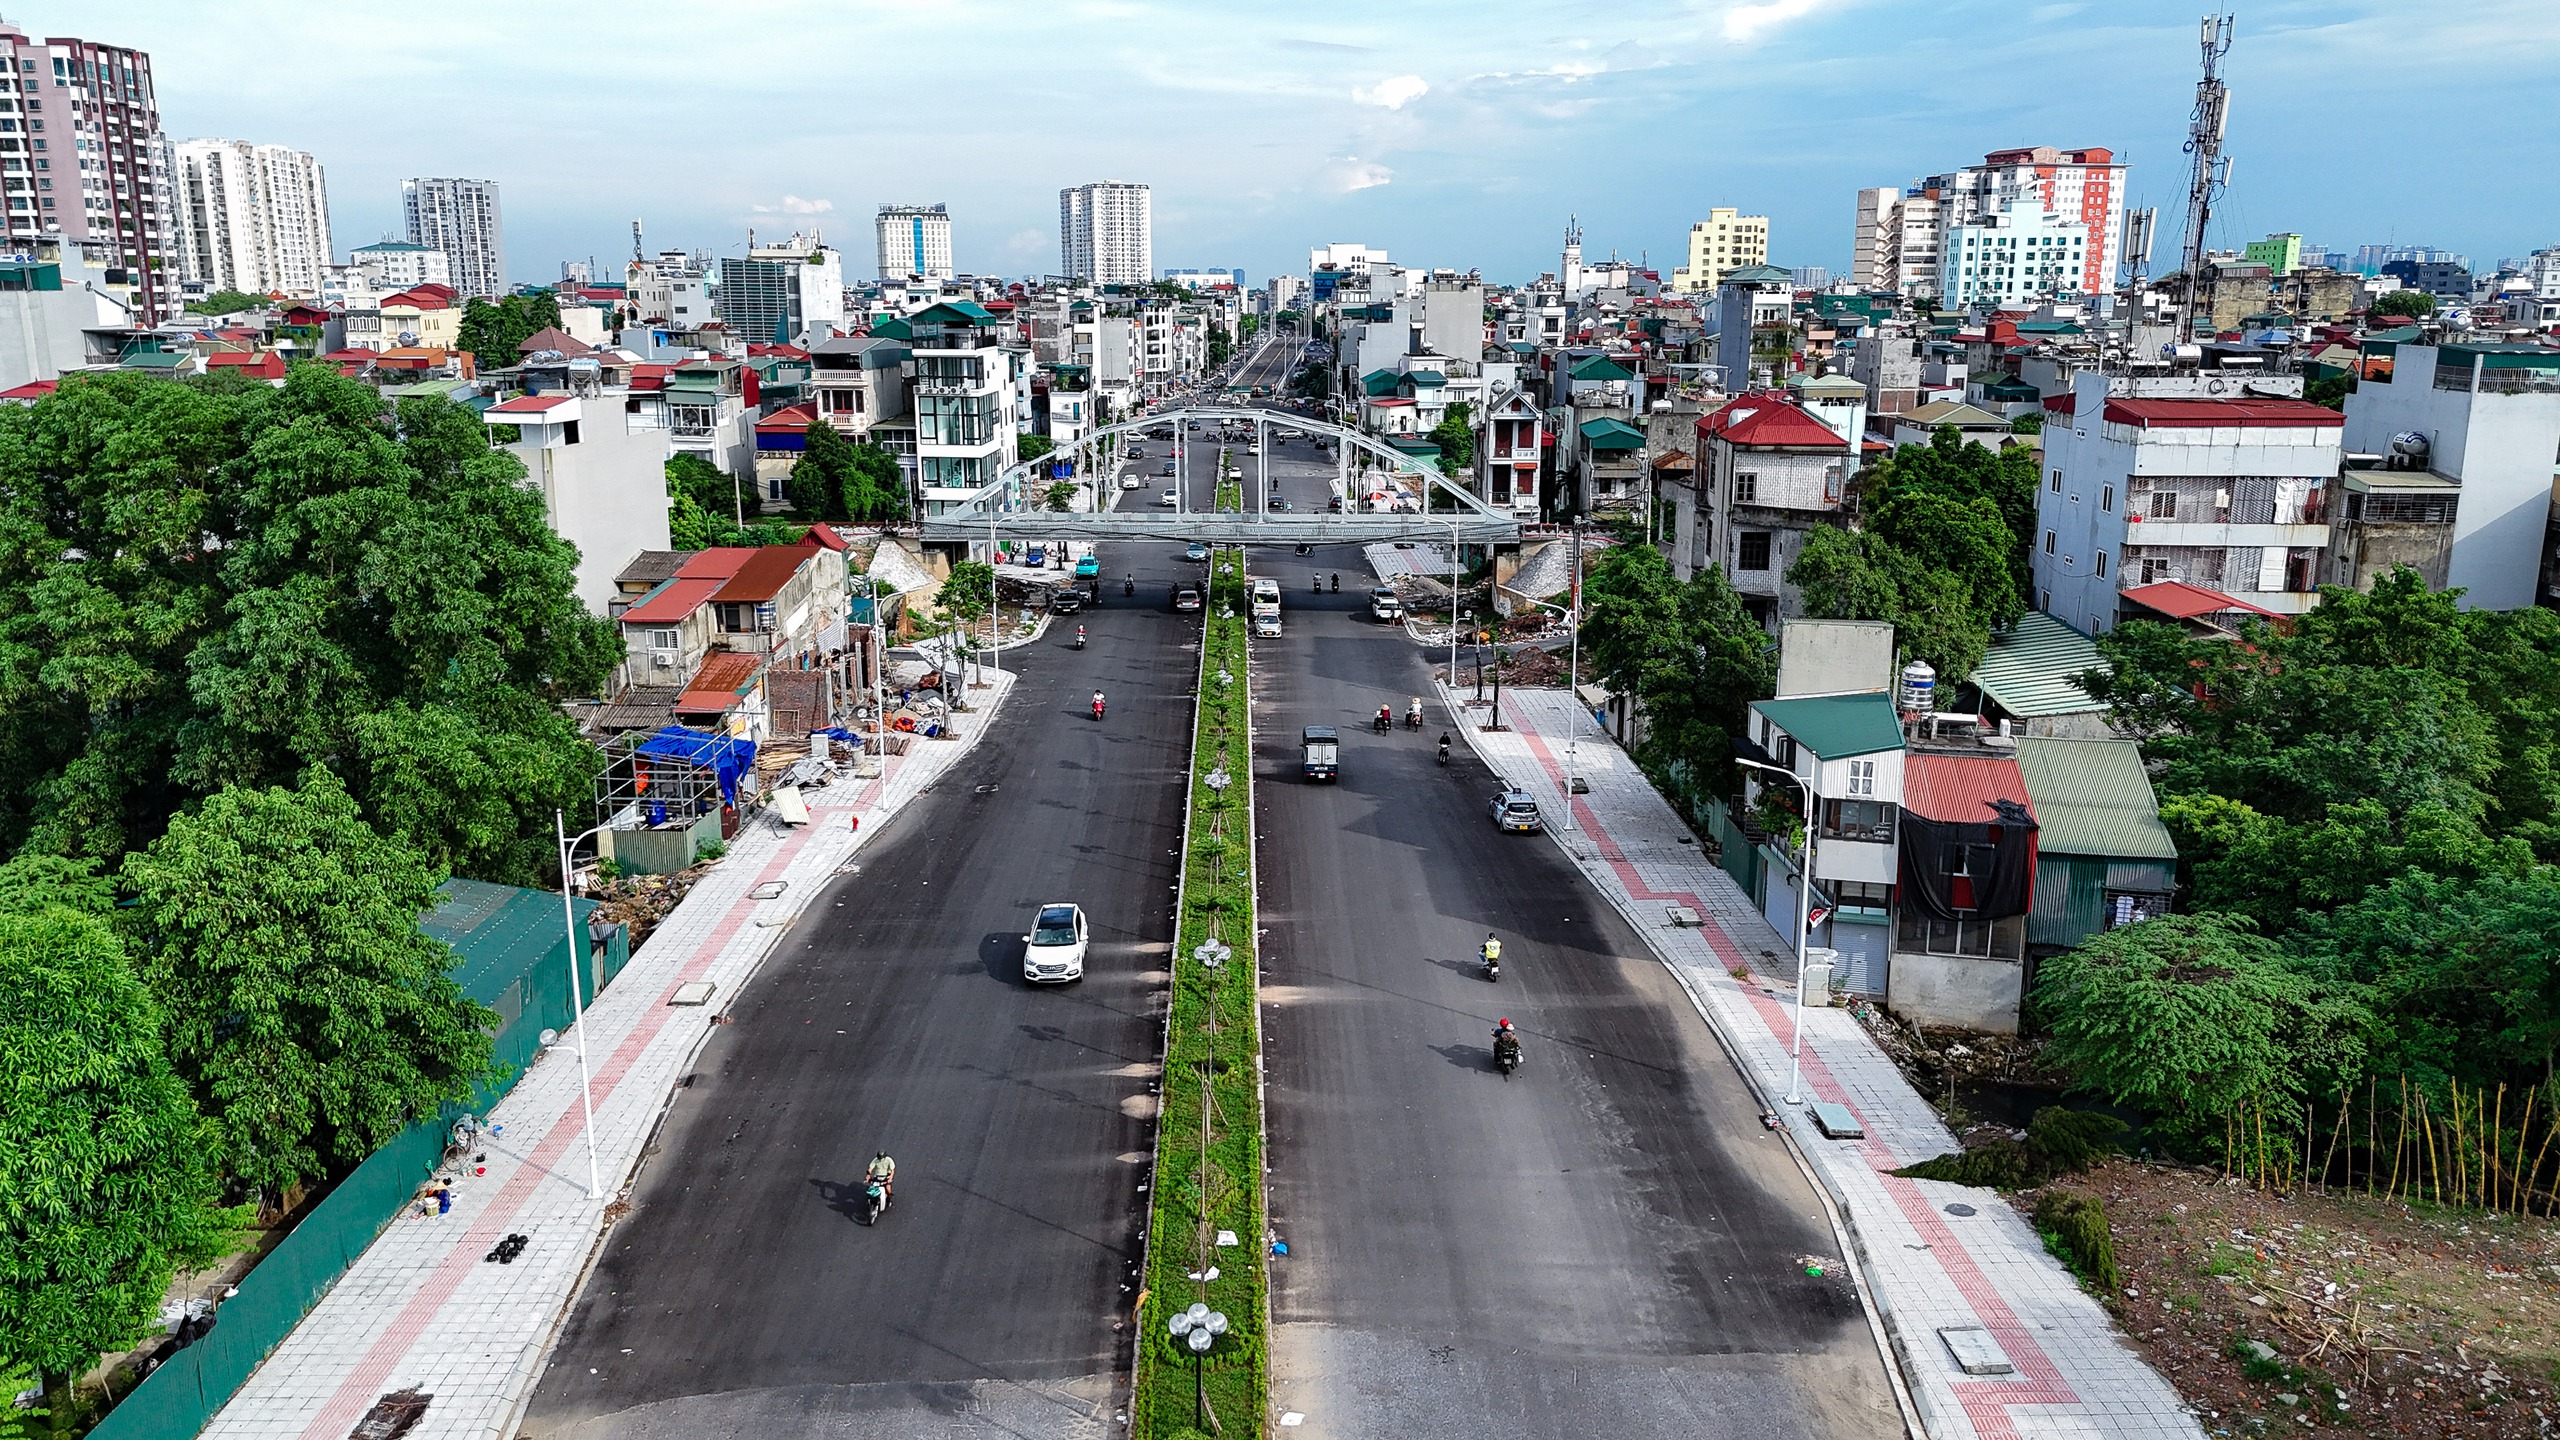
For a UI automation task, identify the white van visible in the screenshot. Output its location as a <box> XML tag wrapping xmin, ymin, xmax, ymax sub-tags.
<box><xmin>1249</xmin><ymin>578</ymin><xmax>1282</xmax><ymax>618</ymax></box>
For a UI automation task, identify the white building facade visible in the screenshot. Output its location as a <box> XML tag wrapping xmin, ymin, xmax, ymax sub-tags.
<box><xmin>350</xmin><ymin>239</ymin><xmax>449</xmax><ymax>291</ymax></box>
<box><xmin>876</xmin><ymin>203</ymin><xmax>953</xmax><ymax>280</ymax></box>
<box><xmin>2341</xmin><ymin>342</ymin><xmax>2560</xmax><ymax>611</ymax></box>
<box><xmin>2036</xmin><ymin>376</ymin><xmax>2345</xmax><ymax>635</ymax></box>
<box><xmin>170</xmin><ymin>139</ymin><xmax>333</xmax><ymax>295</ymax></box>
<box><xmin>1059</xmin><ymin>181</ymin><xmax>1151</xmax><ymax>286</ymax></box>
<box><xmin>1937</xmin><ymin>204</ymin><xmax>2090</xmax><ymax>309</ymax></box>
<box><xmin>402</xmin><ymin>176</ymin><xmax>505</xmax><ymax>299</ymax></box>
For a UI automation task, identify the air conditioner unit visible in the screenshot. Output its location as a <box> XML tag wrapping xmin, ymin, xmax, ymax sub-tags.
<box><xmin>652</xmin><ymin>653</ymin><xmax>675</xmax><ymax>668</ymax></box>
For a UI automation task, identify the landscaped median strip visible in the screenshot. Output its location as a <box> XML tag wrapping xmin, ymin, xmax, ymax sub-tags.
<box><xmin>1134</xmin><ymin>546</ymin><xmax>1269</xmax><ymax>1438</ymax></box>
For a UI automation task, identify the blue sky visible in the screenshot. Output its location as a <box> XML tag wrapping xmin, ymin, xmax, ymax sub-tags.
<box><xmin>78</xmin><ymin>0</ymin><xmax>2560</xmax><ymax>287</ymax></box>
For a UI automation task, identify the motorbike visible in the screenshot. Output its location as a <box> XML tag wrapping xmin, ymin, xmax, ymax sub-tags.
<box><xmin>1092</xmin><ymin>695</ymin><xmax>1107</xmax><ymax>721</ymax></box>
<box><xmin>1404</xmin><ymin>708</ymin><xmax>1422</xmax><ymax>731</ymax></box>
<box><xmin>1437</xmin><ymin>737</ymin><xmax>1451</xmax><ymax>767</ymax></box>
<box><xmin>862</xmin><ymin>1180</ymin><xmax>890</xmax><ymax>1225</ymax></box>
<box><xmin>1124</xmin><ymin>575</ymin><xmax>1135</xmax><ymax>596</ymax></box>
<box><xmin>1495</xmin><ymin>1038</ymin><xmax>1520</xmax><ymax>1079</ymax></box>
<box><xmin>1312</xmin><ymin>575</ymin><xmax>1323</xmax><ymax>593</ymax></box>
<box><xmin>1330</xmin><ymin>574</ymin><xmax>1340</xmax><ymax>593</ymax></box>
<box><xmin>1372</xmin><ymin>711</ymin><xmax>1391</xmax><ymax>735</ymax></box>
<box><xmin>1073</xmin><ymin>627</ymin><xmax>1087</xmax><ymax>650</ymax></box>
<box><xmin>1482</xmin><ymin>950</ymin><xmax>1502</xmax><ymax>983</ymax></box>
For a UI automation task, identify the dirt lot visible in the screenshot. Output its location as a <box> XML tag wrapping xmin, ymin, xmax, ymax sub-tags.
<box><xmin>2035</xmin><ymin>1159</ymin><xmax>2560</xmax><ymax>1436</ymax></box>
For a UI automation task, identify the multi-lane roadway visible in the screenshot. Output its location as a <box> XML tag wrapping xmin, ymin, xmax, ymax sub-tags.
<box><xmin>523</xmin><ymin>373</ymin><xmax>1897</xmax><ymax>1438</ymax></box>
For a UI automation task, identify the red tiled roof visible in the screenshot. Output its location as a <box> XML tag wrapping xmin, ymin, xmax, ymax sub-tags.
<box><xmin>674</xmin><ymin>651</ymin><xmax>764</xmax><ymax>716</ymax></box>
<box><xmin>618</xmin><ymin>576</ymin><xmax>722</xmax><ymax>624</ymax></box>
<box><xmin>205</xmin><ymin>351</ymin><xmax>285</xmax><ymax>376</ymax></box>
<box><xmin>1698</xmin><ymin>392</ymin><xmax>1848</xmax><ymax>450</ymax></box>
<box><xmin>379</xmin><ymin>289</ymin><xmax>452</xmax><ymax>311</ymax></box>
<box><xmin>2101</xmin><ymin>398</ymin><xmax>2344</xmax><ymax>430</ymax></box>
<box><xmin>2120</xmin><ymin>580</ymin><xmax>2282</xmax><ymax>622</ymax></box>
<box><xmin>630</xmin><ymin>362</ymin><xmax>673</xmax><ymax>392</ymax></box>
<box><xmin>322</xmin><ymin>348</ymin><xmax>378</xmax><ymax>363</ymax></box>
<box><xmin>2043</xmin><ymin>393</ymin><xmax>2076</xmax><ymax>413</ymax></box>
<box><xmin>674</xmin><ymin>547</ymin><xmax>757</xmax><ymax>581</ymax></box>
<box><xmin>753</xmin><ymin>404</ymin><xmax>816</xmax><ymax>435</ymax></box>
<box><xmin>798</xmin><ymin>525</ymin><xmax>848</xmax><ymax>552</ymax></box>
<box><xmin>486</xmin><ymin>393</ymin><xmax>577</xmax><ymax>415</ymax></box>
<box><xmin>1904</xmin><ymin>753</ymin><xmax>2034</xmax><ymax>826</ymax></box>
<box><xmin>710</xmin><ymin>547</ymin><xmax>808</xmax><ymax>605</ymax></box>
<box><xmin>515</xmin><ymin>326</ymin><xmax>595</xmax><ymax>356</ymax></box>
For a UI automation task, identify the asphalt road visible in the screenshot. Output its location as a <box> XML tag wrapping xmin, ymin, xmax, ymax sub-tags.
<box><xmin>1245</xmin><ymin>451</ymin><xmax>1901</xmax><ymax>1438</ymax></box>
<box><xmin>520</xmin><ymin>490</ymin><xmax>1207</xmax><ymax>1440</ymax></box>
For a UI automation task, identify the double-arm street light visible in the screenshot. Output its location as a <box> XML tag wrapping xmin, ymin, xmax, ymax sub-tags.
<box><xmin>1728</xmin><ymin>758</ymin><xmax>1819</xmax><ymax>1107</ymax></box>
<box><xmin>550</xmin><ymin>811</ymin><xmax>610</xmax><ymax>1201</ymax></box>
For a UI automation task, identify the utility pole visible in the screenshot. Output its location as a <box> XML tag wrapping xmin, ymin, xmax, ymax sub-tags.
<box><xmin>2174</xmin><ymin>14</ymin><xmax>2236</xmax><ymax>344</ymax></box>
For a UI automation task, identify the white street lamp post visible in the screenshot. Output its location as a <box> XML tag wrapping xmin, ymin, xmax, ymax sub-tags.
<box><xmin>551</xmin><ymin>811</ymin><xmax>608</xmax><ymax>1200</ymax></box>
<box><xmin>1731</xmin><ymin>758</ymin><xmax>1818</xmax><ymax>1106</ymax></box>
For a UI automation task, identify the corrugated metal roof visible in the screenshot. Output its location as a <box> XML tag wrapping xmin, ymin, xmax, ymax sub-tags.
<box><xmin>1751</xmin><ymin>692</ymin><xmax>1904</xmax><ymax>759</ymax></box>
<box><xmin>1904</xmin><ymin>753</ymin><xmax>2033</xmax><ymax>824</ymax></box>
<box><xmin>618</xmin><ymin>576</ymin><xmax>721</xmax><ymax>624</ymax></box>
<box><xmin>711</xmin><ymin>547</ymin><xmax>808</xmax><ymax>604</ymax></box>
<box><xmin>2013</xmin><ymin>737</ymin><xmax>2178</xmax><ymax>860</ymax></box>
<box><xmin>1973</xmin><ymin>612</ymin><xmax>2108</xmax><ymax>718</ymax></box>
<box><xmin>676</xmin><ymin>651</ymin><xmax>764</xmax><ymax>715</ymax></box>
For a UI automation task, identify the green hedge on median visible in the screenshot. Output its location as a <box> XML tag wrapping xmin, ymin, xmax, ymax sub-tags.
<box><xmin>1134</xmin><ymin>548</ymin><xmax>1269</xmax><ymax>1438</ymax></box>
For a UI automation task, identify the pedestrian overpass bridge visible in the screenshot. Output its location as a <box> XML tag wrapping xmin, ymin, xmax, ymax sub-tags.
<box><xmin>915</xmin><ymin>404</ymin><xmax>1525</xmax><ymax>547</ymax></box>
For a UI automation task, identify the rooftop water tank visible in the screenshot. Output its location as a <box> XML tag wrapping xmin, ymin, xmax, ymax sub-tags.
<box><xmin>1898</xmin><ymin>660</ymin><xmax>1936</xmax><ymax>716</ymax></box>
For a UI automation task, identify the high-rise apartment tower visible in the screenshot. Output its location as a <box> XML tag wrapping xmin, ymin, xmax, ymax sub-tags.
<box><xmin>1059</xmin><ymin>181</ymin><xmax>1151</xmax><ymax>286</ymax></box>
<box><xmin>402</xmin><ymin>176</ymin><xmax>506</xmax><ymax>299</ymax></box>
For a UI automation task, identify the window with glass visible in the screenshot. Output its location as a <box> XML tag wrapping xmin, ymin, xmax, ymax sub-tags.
<box><xmin>2103</xmin><ymin>890</ymin><xmax>2171</xmax><ymax>929</ymax></box>
<box><xmin>1896</xmin><ymin>908</ymin><xmax>2025</xmax><ymax>960</ymax></box>
<box><xmin>1821</xmin><ymin>798</ymin><xmax>1896</xmax><ymax>843</ymax></box>
<box><xmin>1832</xmin><ymin>880</ymin><xmax>1891</xmax><ymax>915</ymax></box>
<box><xmin>1735</xmin><ymin>471</ymin><xmax>1758</xmax><ymax>503</ymax></box>
<box><xmin>1738</xmin><ymin>531</ymin><xmax>1772</xmax><ymax>571</ymax></box>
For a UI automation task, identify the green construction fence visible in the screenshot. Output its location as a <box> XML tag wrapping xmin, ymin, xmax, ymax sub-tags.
<box><xmin>86</xmin><ymin>879</ymin><xmax>629</xmax><ymax>1440</ymax></box>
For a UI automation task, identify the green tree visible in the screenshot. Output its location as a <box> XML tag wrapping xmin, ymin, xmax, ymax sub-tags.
<box><xmin>2369</xmin><ymin>288</ymin><xmax>2436</xmax><ymax>319</ymax></box>
<box><xmin>788</xmin><ymin>422</ymin><xmax>855</xmax><ymax>522</ymax></box>
<box><xmin>2032</xmin><ymin>913</ymin><xmax>2371</xmax><ymax>1148</ymax></box>
<box><xmin>121</xmin><ymin>770</ymin><xmax>494</xmax><ymax>1203</ymax></box>
<box><xmin>668</xmin><ymin>452</ymin><xmax>753</xmax><ymax>523</ymax></box>
<box><xmin>1017</xmin><ymin>434</ymin><xmax>1056</xmax><ymax>464</ymax></box>
<box><xmin>843</xmin><ymin>441</ymin><xmax>906</xmax><ymax>522</ymax></box>
<box><xmin>0</xmin><ymin>369</ymin><xmax>619</xmax><ymax>886</ymax></box>
<box><xmin>457</xmin><ymin>291</ymin><xmax>565</xmax><ymax>370</ymax></box>
<box><xmin>2305</xmin><ymin>372</ymin><xmax>2352</xmax><ymax>411</ymax></box>
<box><xmin>2293</xmin><ymin>868</ymin><xmax>2560</xmax><ymax>1094</ymax></box>
<box><xmin>1786</xmin><ymin>525</ymin><xmax>1989</xmax><ymax>682</ymax></box>
<box><xmin>937</xmin><ymin>559</ymin><xmax>995</xmax><ymax>630</ymax></box>
<box><xmin>1581</xmin><ymin>542</ymin><xmax>1773</xmax><ymax>796</ymax></box>
<box><xmin>1207</xmin><ymin>325</ymin><xmax>1232</xmax><ymax>368</ymax></box>
<box><xmin>1429</xmin><ymin>401</ymin><xmax>1476</xmax><ymax>480</ymax></box>
<box><xmin>187</xmin><ymin>289</ymin><xmax>270</xmax><ymax>316</ymax></box>
<box><xmin>1042</xmin><ymin>480</ymin><xmax>1078</xmax><ymax>512</ymax></box>
<box><xmin>0</xmin><ymin>905</ymin><xmax>238</xmax><ymax>1420</ymax></box>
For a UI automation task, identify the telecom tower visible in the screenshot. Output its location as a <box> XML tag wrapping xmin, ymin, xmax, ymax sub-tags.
<box><xmin>2175</xmin><ymin>14</ymin><xmax>2236</xmax><ymax>340</ymax></box>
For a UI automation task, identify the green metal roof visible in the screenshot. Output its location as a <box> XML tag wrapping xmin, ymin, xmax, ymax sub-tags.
<box><xmin>1976</xmin><ymin>376</ymin><xmax>2041</xmax><ymax>400</ymax></box>
<box><xmin>1578</xmin><ymin>416</ymin><xmax>1646</xmax><ymax>449</ymax></box>
<box><xmin>1569</xmin><ymin>356</ymin><xmax>1633</xmax><ymax>382</ymax></box>
<box><xmin>909</xmin><ymin>300</ymin><xmax>996</xmax><ymax>325</ymax></box>
<box><xmin>872</xmin><ymin>316</ymin><xmax>913</xmax><ymax>339</ymax></box>
<box><xmin>1751</xmin><ymin>692</ymin><xmax>1904</xmax><ymax>759</ymax></box>
<box><xmin>420</xmin><ymin>877</ymin><xmax>597</xmax><ymax>1007</ymax></box>
<box><xmin>2013</xmin><ymin>738</ymin><xmax>2178</xmax><ymax>860</ymax></box>
<box><xmin>1384</xmin><ymin>436</ymin><xmax>1442</xmax><ymax>457</ymax></box>
<box><xmin>1971</xmin><ymin>612</ymin><xmax>2107</xmax><ymax>718</ymax></box>
<box><xmin>1362</xmin><ymin>369</ymin><xmax>1403</xmax><ymax>397</ymax></box>
<box><xmin>1403</xmin><ymin>370</ymin><xmax>1447</xmax><ymax>388</ymax></box>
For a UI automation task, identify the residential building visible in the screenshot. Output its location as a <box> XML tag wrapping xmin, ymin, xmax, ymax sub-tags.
<box><xmin>1669</xmin><ymin>207</ymin><xmax>1769</xmax><ymax>294</ymax></box>
<box><xmin>403</xmin><ymin>177</ymin><xmax>504</xmax><ymax>299</ymax></box>
<box><xmin>2035</xmin><ymin>377</ymin><xmax>2346</xmax><ymax>635</ymax></box>
<box><xmin>907</xmin><ymin>300</ymin><xmax>1020</xmax><ymax>516</ymax></box>
<box><xmin>2014</xmin><ymin>734</ymin><xmax>2177</xmax><ymax>993</ymax></box>
<box><xmin>876</xmin><ymin>203</ymin><xmax>953</xmax><ymax>280</ymax></box>
<box><xmin>2380</xmin><ymin>258</ymin><xmax>2473</xmax><ymax>301</ymax></box>
<box><xmin>2524</xmin><ymin>245</ymin><xmax>2560</xmax><ymax>300</ymax></box>
<box><xmin>0</xmin><ymin>243</ymin><xmax>139</xmax><ymax>389</ymax></box>
<box><xmin>1858</xmin><ymin>146</ymin><xmax>2126</xmax><ymax>300</ymax></box>
<box><xmin>2340</xmin><ymin>342</ymin><xmax>2560</xmax><ymax>610</ymax></box>
<box><xmin>1790</xmin><ymin>267</ymin><xmax>1832</xmax><ymax>290</ymax></box>
<box><xmin>1691</xmin><ymin>391</ymin><xmax>1852</xmax><ymax>622</ymax></box>
<box><xmin>1421</xmin><ymin>279</ymin><xmax>1483</xmax><ymax>363</ymax></box>
<box><xmin>345</xmin><ymin>283</ymin><xmax>461</xmax><ymax>352</ymax></box>
<box><xmin>655</xmin><ymin>357</ymin><xmax>753</xmax><ymax>478</ymax></box>
<box><xmin>2243</xmin><ymin>232</ymin><xmax>2303</xmax><ymax>276</ymax></box>
<box><xmin>350</xmin><ymin>238</ymin><xmax>449</xmax><ymax>291</ymax></box>
<box><xmin>1480</xmin><ymin>387</ymin><xmax>1543</xmax><ymax>514</ymax></box>
<box><xmin>1163</xmin><ymin>267</ymin><xmax>1243</xmax><ymax>291</ymax></box>
<box><xmin>480</xmin><ymin>388</ymin><xmax>674</xmax><ymax>615</ymax></box>
<box><xmin>807</xmin><ymin>335</ymin><xmax>909</xmax><ymax>442</ymax></box>
<box><xmin>716</xmin><ymin>231</ymin><xmax>844</xmax><ymax>345</ymax></box>
<box><xmin>168</xmin><ymin>139</ymin><xmax>332</xmax><ymax>295</ymax></box>
<box><xmin>610</xmin><ymin>535</ymin><xmax>852</xmax><ymax>736</ymax></box>
<box><xmin>1263</xmin><ymin>273</ymin><xmax>1304</xmax><ymax>315</ymax></box>
<box><xmin>1937</xmin><ymin>204</ymin><xmax>2089</xmax><ymax>308</ymax></box>
<box><xmin>0</xmin><ymin>20</ymin><xmax>179</xmax><ymax>321</ymax></box>
<box><xmin>1713</xmin><ymin>264</ymin><xmax>1795</xmax><ymax>390</ymax></box>
<box><xmin>1059</xmin><ymin>181</ymin><xmax>1151</xmax><ymax>286</ymax></box>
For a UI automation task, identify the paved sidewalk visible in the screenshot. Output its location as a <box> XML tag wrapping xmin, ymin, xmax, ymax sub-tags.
<box><xmin>1445</xmin><ymin>685</ymin><xmax>2202</xmax><ymax>1440</ymax></box>
<box><xmin>201</xmin><ymin>673</ymin><xmax>1016</xmax><ymax>1440</ymax></box>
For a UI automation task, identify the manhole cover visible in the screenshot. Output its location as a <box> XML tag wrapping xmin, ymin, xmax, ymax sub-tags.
<box><xmin>1943</xmin><ymin>1203</ymin><xmax>1978</xmax><ymax>1217</ymax></box>
<box><xmin>350</xmin><ymin>1388</ymin><xmax>430</xmax><ymax>1440</ymax></box>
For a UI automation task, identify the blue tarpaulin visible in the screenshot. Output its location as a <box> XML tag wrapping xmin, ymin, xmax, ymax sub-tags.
<box><xmin>635</xmin><ymin>725</ymin><xmax>757</xmax><ymax>805</ymax></box>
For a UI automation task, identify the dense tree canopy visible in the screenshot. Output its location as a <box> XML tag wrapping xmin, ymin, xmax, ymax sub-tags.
<box><xmin>121</xmin><ymin>770</ymin><xmax>493</xmax><ymax>1201</ymax></box>
<box><xmin>787</xmin><ymin>422</ymin><xmax>906</xmax><ymax>523</ymax></box>
<box><xmin>0</xmin><ymin>899</ymin><xmax>236</xmax><ymax>1406</ymax></box>
<box><xmin>668</xmin><ymin>452</ymin><xmax>755</xmax><ymax>525</ymax></box>
<box><xmin>0</xmin><ymin>368</ymin><xmax>621</xmax><ymax>885</ymax></box>
<box><xmin>2369</xmin><ymin>288</ymin><xmax>2436</xmax><ymax>319</ymax></box>
<box><xmin>457</xmin><ymin>290</ymin><xmax>565</xmax><ymax>371</ymax></box>
<box><xmin>1429</xmin><ymin>401</ymin><xmax>1476</xmax><ymax>481</ymax></box>
<box><xmin>1581</xmin><ymin>541</ymin><xmax>1773</xmax><ymax>798</ymax></box>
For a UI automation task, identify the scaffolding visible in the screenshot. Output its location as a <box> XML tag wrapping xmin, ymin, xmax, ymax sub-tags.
<box><xmin>592</xmin><ymin>725</ymin><xmax>757</xmax><ymax>835</ymax></box>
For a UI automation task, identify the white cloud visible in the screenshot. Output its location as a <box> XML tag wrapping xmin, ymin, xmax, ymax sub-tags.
<box><xmin>781</xmin><ymin>194</ymin><xmax>833</xmax><ymax>214</ymax></box>
<box><xmin>1329</xmin><ymin>158</ymin><xmax>1395</xmax><ymax>192</ymax></box>
<box><xmin>1352</xmin><ymin>74</ymin><xmax>1430</xmax><ymax>109</ymax></box>
<box><xmin>1005</xmin><ymin>228</ymin><xmax>1049</xmax><ymax>257</ymax></box>
<box><xmin>1723</xmin><ymin>0</ymin><xmax>1833</xmax><ymax>44</ymax></box>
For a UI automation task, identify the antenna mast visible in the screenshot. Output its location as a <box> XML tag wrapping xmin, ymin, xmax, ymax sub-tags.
<box><xmin>2175</xmin><ymin>14</ymin><xmax>2235</xmax><ymax>342</ymax></box>
<box><xmin>631</xmin><ymin>218</ymin><xmax>644</xmax><ymax>264</ymax></box>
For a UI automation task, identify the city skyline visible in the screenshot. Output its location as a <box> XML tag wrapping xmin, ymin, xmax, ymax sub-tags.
<box><xmin>27</xmin><ymin>0</ymin><xmax>2560</xmax><ymax>289</ymax></box>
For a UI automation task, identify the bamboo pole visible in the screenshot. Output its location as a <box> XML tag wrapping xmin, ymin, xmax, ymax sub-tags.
<box><xmin>2492</xmin><ymin>1083</ymin><xmax>2506</xmax><ymax>1212</ymax></box>
<box><xmin>2320</xmin><ymin>1098</ymin><xmax>2349</xmax><ymax>1197</ymax></box>
<box><xmin>2423</xmin><ymin>1095</ymin><xmax>2442</xmax><ymax>1206</ymax></box>
<box><xmin>2527</xmin><ymin>1092</ymin><xmax>2559</xmax><ymax>1219</ymax></box>
<box><xmin>2450</xmin><ymin>1082</ymin><xmax>2467</xmax><ymax>1207</ymax></box>
<box><xmin>2513</xmin><ymin>1086</ymin><xmax>2539</xmax><ymax>1214</ymax></box>
<box><xmin>2256</xmin><ymin>1104</ymin><xmax>2270</xmax><ymax>1191</ymax></box>
<box><xmin>2388</xmin><ymin>1078</ymin><xmax>2408</xmax><ymax>1203</ymax></box>
<box><xmin>2367</xmin><ymin>1075</ymin><xmax>2378</xmax><ymax>1198</ymax></box>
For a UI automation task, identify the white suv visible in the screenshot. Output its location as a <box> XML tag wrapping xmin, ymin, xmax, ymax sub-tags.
<box><xmin>1023</xmin><ymin>902</ymin><xmax>1089</xmax><ymax>983</ymax></box>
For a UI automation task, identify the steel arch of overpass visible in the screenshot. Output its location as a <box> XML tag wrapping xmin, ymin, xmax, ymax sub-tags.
<box><xmin>916</xmin><ymin>402</ymin><xmax>1524</xmax><ymax>547</ymax></box>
